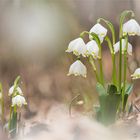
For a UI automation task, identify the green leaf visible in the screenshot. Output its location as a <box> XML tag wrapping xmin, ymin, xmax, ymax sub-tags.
<box><xmin>96</xmin><ymin>82</ymin><xmax>106</xmax><ymax>96</ymax></box>
<box><xmin>14</xmin><ymin>76</ymin><xmax>21</xmax><ymax>87</ymax></box>
<box><xmin>98</xmin><ymin>93</ymin><xmax>121</xmax><ymax>125</ymax></box>
<box><xmin>96</xmin><ymin>84</ymin><xmax>120</xmax><ymax>125</ymax></box>
<box><xmin>123</xmin><ymin>84</ymin><xmax>133</xmax><ymax>110</ymax></box>
<box><xmin>125</xmin><ymin>84</ymin><xmax>133</xmax><ymax>95</ymax></box>
<box><xmin>9</xmin><ymin>111</ymin><xmax>17</xmax><ymax>138</ymax></box>
<box><xmin>107</xmin><ymin>84</ymin><xmax>117</xmax><ymax>95</ymax></box>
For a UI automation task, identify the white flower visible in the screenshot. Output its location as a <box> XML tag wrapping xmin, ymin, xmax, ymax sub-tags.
<box><xmin>0</xmin><ymin>92</ymin><xmax>2</xmax><ymax>99</ymax></box>
<box><xmin>9</xmin><ymin>85</ymin><xmax>23</xmax><ymax>96</ymax></box>
<box><xmin>113</xmin><ymin>39</ymin><xmax>132</xmax><ymax>55</ymax></box>
<box><xmin>131</xmin><ymin>68</ymin><xmax>140</xmax><ymax>79</ymax></box>
<box><xmin>89</xmin><ymin>23</ymin><xmax>107</xmax><ymax>43</ymax></box>
<box><xmin>12</xmin><ymin>95</ymin><xmax>27</xmax><ymax>107</ymax></box>
<box><xmin>67</xmin><ymin>60</ymin><xmax>87</xmax><ymax>77</ymax></box>
<box><xmin>85</xmin><ymin>40</ymin><xmax>99</xmax><ymax>59</ymax></box>
<box><xmin>123</xmin><ymin>19</ymin><xmax>140</xmax><ymax>36</ymax></box>
<box><xmin>66</xmin><ymin>38</ymin><xmax>86</xmax><ymax>56</ymax></box>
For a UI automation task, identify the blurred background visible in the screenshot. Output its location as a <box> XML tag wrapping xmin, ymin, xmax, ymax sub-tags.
<box><xmin>0</xmin><ymin>0</ymin><xmax>140</xmax><ymax>118</ymax></box>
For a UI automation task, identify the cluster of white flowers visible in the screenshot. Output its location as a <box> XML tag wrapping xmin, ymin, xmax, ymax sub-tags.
<box><xmin>9</xmin><ymin>85</ymin><xmax>27</xmax><ymax>107</ymax></box>
<box><xmin>66</xmin><ymin>18</ymin><xmax>140</xmax><ymax>80</ymax></box>
<box><xmin>66</xmin><ymin>23</ymin><xmax>107</xmax><ymax>77</ymax></box>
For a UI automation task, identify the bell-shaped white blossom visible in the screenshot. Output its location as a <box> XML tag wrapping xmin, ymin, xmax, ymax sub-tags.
<box><xmin>66</xmin><ymin>38</ymin><xmax>86</xmax><ymax>56</ymax></box>
<box><xmin>131</xmin><ymin>68</ymin><xmax>140</xmax><ymax>79</ymax></box>
<box><xmin>9</xmin><ymin>85</ymin><xmax>23</xmax><ymax>96</ymax></box>
<box><xmin>113</xmin><ymin>39</ymin><xmax>132</xmax><ymax>55</ymax></box>
<box><xmin>67</xmin><ymin>60</ymin><xmax>87</xmax><ymax>77</ymax></box>
<box><xmin>12</xmin><ymin>95</ymin><xmax>27</xmax><ymax>107</ymax></box>
<box><xmin>84</xmin><ymin>40</ymin><xmax>99</xmax><ymax>59</ymax></box>
<box><xmin>89</xmin><ymin>23</ymin><xmax>107</xmax><ymax>43</ymax></box>
<box><xmin>123</xmin><ymin>19</ymin><xmax>140</xmax><ymax>36</ymax></box>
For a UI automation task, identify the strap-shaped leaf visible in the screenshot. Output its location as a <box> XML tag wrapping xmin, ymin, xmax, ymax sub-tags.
<box><xmin>96</xmin><ymin>82</ymin><xmax>106</xmax><ymax>96</ymax></box>
<box><xmin>107</xmin><ymin>84</ymin><xmax>117</xmax><ymax>95</ymax></box>
<box><xmin>123</xmin><ymin>84</ymin><xmax>133</xmax><ymax>110</ymax></box>
<box><xmin>98</xmin><ymin>93</ymin><xmax>121</xmax><ymax>125</ymax></box>
<box><xmin>125</xmin><ymin>84</ymin><xmax>133</xmax><ymax>95</ymax></box>
<box><xmin>14</xmin><ymin>76</ymin><xmax>20</xmax><ymax>88</ymax></box>
<box><xmin>9</xmin><ymin>111</ymin><xmax>17</xmax><ymax>138</ymax></box>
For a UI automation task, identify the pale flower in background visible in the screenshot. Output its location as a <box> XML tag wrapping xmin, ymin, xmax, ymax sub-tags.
<box><xmin>131</xmin><ymin>68</ymin><xmax>140</xmax><ymax>79</ymax></box>
<box><xmin>12</xmin><ymin>95</ymin><xmax>27</xmax><ymax>107</ymax></box>
<box><xmin>85</xmin><ymin>40</ymin><xmax>99</xmax><ymax>59</ymax></box>
<box><xmin>113</xmin><ymin>39</ymin><xmax>132</xmax><ymax>55</ymax></box>
<box><xmin>67</xmin><ymin>60</ymin><xmax>87</xmax><ymax>77</ymax></box>
<box><xmin>123</xmin><ymin>19</ymin><xmax>140</xmax><ymax>36</ymax></box>
<box><xmin>89</xmin><ymin>23</ymin><xmax>107</xmax><ymax>43</ymax></box>
<box><xmin>9</xmin><ymin>85</ymin><xmax>23</xmax><ymax>96</ymax></box>
<box><xmin>0</xmin><ymin>92</ymin><xmax>2</xmax><ymax>99</ymax></box>
<box><xmin>66</xmin><ymin>38</ymin><xmax>86</xmax><ymax>56</ymax></box>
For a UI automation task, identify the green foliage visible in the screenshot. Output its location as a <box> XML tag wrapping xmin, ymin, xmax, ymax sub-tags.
<box><xmin>123</xmin><ymin>84</ymin><xmax>133</xmax><ymax>110</ymax></box>
<box><xmin>96</xmin><ymin>83</ymin><xmax>121</xmax><ymax>125</ymax></box>
<box><xmin>9</xmin><ymin>109</ymin><xmax>17</xmax><ymax>138</ymax></box>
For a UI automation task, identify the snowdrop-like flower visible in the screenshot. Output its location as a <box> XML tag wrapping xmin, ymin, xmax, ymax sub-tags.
<box><xmin>12</xmin><ymin>95</ymin><xmax>27</xmax><ymax>107</ymax></box>
<box><xmin>0</xmin><ymin>92</ymin><xmax>2</xmax><ymax>99</ymax></box>
<box><xmin>123</xmin><ymin>19</ymin><xmax>140</xmax><ymax>36</ymax></box>
<box><xmin>89</xmin><ymin>23</ymin><xmax>107</xmax><ymax>43</ymax></box>
<box><xmin>9</xmin><ymin>85</ymin><xmax>23</xmax><ymax>96</ymax></box>
<box><xmin>67</xmin><ymin>60</ymin><xmax>87</xmax><ymax>77</ymax></box>
<box><xmin>66</xmin><ymin>38</ymin><xmax>86</xmax><ymax>56</ymax></box>
<box><xmin>131</xmin><ymin>68</ymin><xmax>140</xmax><ymax>79</ymax></box>
<box><xmin>113</xmin><ymin>39</ymin><xmax>132</xmax><ymax>55</ymax></box>
<box><xmin>85</xmin><ymin>40</ymin><xmax>99</xmax><ymax>59</ymax></box>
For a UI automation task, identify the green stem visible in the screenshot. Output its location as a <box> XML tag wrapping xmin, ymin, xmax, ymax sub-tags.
<box><xmin>8</xmin><ymin>106</ymin><xmax>13</xmax><ymax>130</ymax></box>
<box><xmin>105</xmin><ymin>36</ymin><xmax>117</xmax><ymax>86</ymax></box>
<box><xmin>98</xmin><ymin>45</ymin><xmax>104</xmax><ymax>86</ymax></box>
<box><xmin>112</xmin><ymin>54</ymin><xmax>117</xmax><ymax>86</ymax></box>
<box><xmin>1</xmin><ymin>95</ymin><xmax>4</xmax><ymax>127</ymax></box>
<box><xmin>122</xmin><ymin>36</ymin><xmax>128</xmax><ymax>111</ymax></box>
<box><xmin>119</xmin><ymin>38</ymin><xmax>122</xmax><ymax>93</ymax></box>
<box><xmin>89</xmin><ymin>56</ymin><xmax>100</xmax><ymax>82</ymax></box>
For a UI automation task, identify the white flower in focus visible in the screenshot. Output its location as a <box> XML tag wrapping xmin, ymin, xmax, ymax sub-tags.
<box><xmin>12</xmin><ymin>95</ymin><xmax>27</xmax><ymax>107</ymax></box>
<box><xmin>9</xmin><ymin>85</ymin><xmax>23</xmax><ymax>96</ymax></box>
<box><xmin>113</xmin><ymin>39</ymin><xmax>132</xmax><ymax>55</ymax></box>
<box><xmin>67</xmin><ymin>60</ymin><xmax>87</xmax><ymax>77</ymax></box>
<box><xmin>85</xmin><ymin>40</ymin><xmax>99</xmax><ymax>59</ymax></box>
<box><xmin>89</xmin><ymin>23</ymin><xmax>107</xmax><ymax>43</ymax></box>
<box><xmin>66</xmin><ymin>38</ymin><xmax>86</xmax><ymax>56</ymax></box>
<box><xmin>123</xmin><ymin>19</ymin><xmax>140</xmax><ymax>36</ymax></box>
<box><xmin>131</xmin><ymin>68</ymin><xmax>140</xmax><ymax>79</ymax></box>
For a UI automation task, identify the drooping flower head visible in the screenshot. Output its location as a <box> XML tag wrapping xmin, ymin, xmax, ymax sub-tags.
<box><xmin>12</xmin><ymin>95</ymin><xmax>27</xmax><ymax>107</ymax></box>
<box><xmin>66</xmin><ymin>38</ymin><xmax>86</xmax><ymax>56</ymax></box>
<box><xmin>9</xmin><ymin>85</ymin><xmax>23</xmax><ymax>96</ymax></box>
<box><xmin>85</xmin><ymin>40</ymin><xmax>99</xmax><ymax>59</ymax></box>
<box><xmin>67</xmin><ymin>60</ymin><xmax>87</xmax><ymax>77</ymax></box>
<box><xmin>131</xmin><ymin>68</ymin><xmax>140</xmax><ymax>80</ymax></box>
<box><xmin>89</xmin><ymin>23</ymin><xmax>107</xmax><ymax>43</ymax></box>
<box><xmin>123</xmin><ymin>19</ymin><xmax>140</xmax><ymax>36</ymax></box>
<box><xmin>113</xmin><ymin>39</ymin><xmax>132</xmax><ymax>55</ymax></box>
